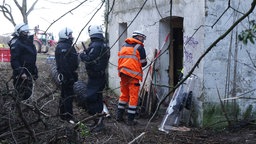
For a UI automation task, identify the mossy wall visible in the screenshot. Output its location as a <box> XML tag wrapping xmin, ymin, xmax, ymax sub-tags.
<box><xmin>202</xmin><ymin>102</ymin><xmax>255</xmax><ymax>129</ymax></box>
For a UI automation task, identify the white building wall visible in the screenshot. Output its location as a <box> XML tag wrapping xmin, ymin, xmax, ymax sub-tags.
<box><xmin>108</xmin><ymin>0</ymin><xmax>173</xmax><ymax>95</ymax></box>
<box><xmin>107</xmin><ymin>0</ymin><xmax>256</xmax><ymax>126</ymax></box>
<box><xmin>108</xmin><ymin>0</ymin><xmax>192</xmax><ymax>94</ymax></box>
<box><xmin>182</xmin><ymin>0</ymin><xmax>205</xmax><ymax>127</ymax></box>
<box><xmin>204</xmin><ymin>0</ymin><xmax>256</xmax><ymax>114</ymax></box>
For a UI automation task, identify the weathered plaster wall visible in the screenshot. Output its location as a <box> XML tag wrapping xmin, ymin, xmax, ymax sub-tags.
<box><xmin>181</xmin><ymin>0</ymin><xmax>205</xmax><ymax>126</ymax></box>
<box><xmin>203</xmin><ymin>0</ymin><xmax>256</xmax><ymax>124</ymax></box>
<box><xmin>108</xmin><ymin>0</ymin><xmax>174</xmax><ymax>95</ymax></box>
<box><xmin>108</xmin><ymin>0</ymin><xmax>194</xmax><ymax>93</ymax></box>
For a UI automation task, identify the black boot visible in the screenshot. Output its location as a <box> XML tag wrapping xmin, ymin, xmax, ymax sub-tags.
<box><xmin>91</xmin><ymin>117</ymin><xmax>105</xmax><ymax>133</ymax></box>
<box><xmin>127</xmin><ymin>113</ymin><xmax>137</xmax><ymax>126</ymax></box>
<box><xmin>116</xmin><ymin>108</ymin><xmax>125</xmax><ymax>122</ymax></box>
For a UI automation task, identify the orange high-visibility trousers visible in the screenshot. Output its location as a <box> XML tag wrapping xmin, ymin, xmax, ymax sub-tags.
<box><xmin>119</xmin><ymin>74</ymin><xmax>140</xmax><ymax>107</ymax></box>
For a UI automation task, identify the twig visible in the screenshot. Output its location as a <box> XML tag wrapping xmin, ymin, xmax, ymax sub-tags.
<box><xmin>128</xmin><ymin>132</ymin><xmax>146</xmax><ymax>144</ymax></box>
<box><xmin>37</xmin><ymin>87</ymin><xmax>58</xmax><ymax>102</ymax></box>
<box><xmin>216</xmin><ymin>85</ymin><xmax>231</xmax><ymax>126</ymax></box>
<box><xmin>246</xmin><ymin>49</ymin><xmax>256</xmax><ymax>69</ymax></box>
<box><xmin>14</xmin><ymin>101</ymin><xmax>36</xmax><ymax>141</ymax></box>
<box><xmin>211</xmin><ymin>0</ymin><xmax>231</xmax><ymax>28</ymax></box>
<box><xmin>44</xmin><ymin>0</ymin><xmax>88</xmax><ymax>33</ymax></box>
<box><xmin>74</xmin><ymin>113</ymin><xmax>105</xmax><ymax>129</ymax></box>
<box><xmin>72</xmin><ymin>0</ymin><xmax>105</xmax><ymax>46</ymax></box>
<box><xmin>8</xmin><ymin>112</ymin><xmax>18</xmax><ymax>144</ymax></box>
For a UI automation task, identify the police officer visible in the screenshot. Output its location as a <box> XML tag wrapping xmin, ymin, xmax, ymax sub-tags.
<box><xmin>116</xmin><ymin>31</ymin><xmax>147</xmax><ymax>126</ymax></box>
<box><xmin>79</xmin><ymin>25</ymin><xmax>110</xmax><ymax>132</ymax></box>
<box><xmin>8</xmin><ymin>23</ymin><xmax>38</xmax><ymax>100</ymax></box>
<box><xmin>55</xmin><ymin>27</ymin><xmax>78</xmax><ymax>124</ymax></box>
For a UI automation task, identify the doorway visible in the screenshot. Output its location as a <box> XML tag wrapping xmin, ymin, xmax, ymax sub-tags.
<box><xmin>158</xmin><ymin>16</ymin><xmax>183</xmax><ymax>100</ymax></box>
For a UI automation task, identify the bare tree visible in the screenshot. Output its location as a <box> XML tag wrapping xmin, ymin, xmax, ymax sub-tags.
<box><xmin>0</xmin><ymin>0</ymin><xmax>39</xmax><ymax>26</ymax></box>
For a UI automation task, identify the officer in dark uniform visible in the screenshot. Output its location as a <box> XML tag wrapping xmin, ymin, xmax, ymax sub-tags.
<box><xmin>8</xmin><ymin>23</ymin><xmax>38</xmax><ymax>100</ymax></box>
<box><xmin>79</xmin><ymin>25</ymin><xmax>110</xmax><ymax>132</ymax></box>
<box><xmin>55</xmin><ymin>27</ymin><xmax>78</xmax><ymax>124</ymax></box>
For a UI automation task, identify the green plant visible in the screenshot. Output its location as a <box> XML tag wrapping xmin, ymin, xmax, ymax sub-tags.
<box><xmin>238</xmin><ymin>20</ymin><xmax>256</xmax><ymax>44</ymax></box>
<box><xmin>77</xmin><ymin>122</ymin><xmax>90</xmax><ymax>137</ymax></box>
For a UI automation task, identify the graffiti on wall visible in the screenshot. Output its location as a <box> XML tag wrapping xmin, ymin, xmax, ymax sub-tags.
<box><xmin>184</xmin><ymin>36</ymin><xmax>199</xmax><ymax>48</ymax></box>
<box><xmin>184</xmin><ymin>36</ymin><xmax>199</xmax><ymax>70</ymax></box>
<box><xmin>184</xmin><ymin>49</ymin><xmax>193</xmax><ymax>63</ymax></box>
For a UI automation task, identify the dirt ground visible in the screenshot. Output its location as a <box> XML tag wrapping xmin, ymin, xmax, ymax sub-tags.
<box><xmin>0</xmin><ymin>54</ymin><xmax>256</xmax><ymax>144</ymax></box>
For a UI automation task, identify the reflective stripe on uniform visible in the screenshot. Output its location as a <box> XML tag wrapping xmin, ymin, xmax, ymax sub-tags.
<box><xmin>119</xmin><ymin>44</ymin><xmax>141</xmax><ymax>60</ymax></box>
<box><xmin>132</xmin><ymin>44</ymin><xmax>140</xmax><ymax>55</ymax></box>
<box><xmin>119</xmin><ymin>100</ymin><xmax>127</xmax><ymax>104</ymax></box>
<box><xmin>118</xmin><ymin>105</ymin><xmax>125</xmax><ymax>109</ymax></box>
<box><xmin>140</xmin><ymin>58</ymin><xmax>146</xmax><ymax>63</ymax></box>
<box><xmin>120</xmin><ymin>44</ymin><xmax>140</xmax><ymax>55</ymax></box>
<box><xmin>119</xmin><ymin>55</ymin><xmax>138</xmax><ymax>61</ymax></box>
<box><xmin>127</xmin><ymin>110</ymin><xmax>136</xmax><ymax>114</ymax></box>
<box><xmin>119</xmin><ymin>67</ymin><xmax>142</xmax><ymax>77</ymax></box>
<box><xmin>118</xmin><ymin>100</ymin><xmax>127</xmax><ymax>109</ymax></box>
<box><xmin>128</xmin><ymin>106</ymin><xmax>137</xmax><ymax>114</ymax></box>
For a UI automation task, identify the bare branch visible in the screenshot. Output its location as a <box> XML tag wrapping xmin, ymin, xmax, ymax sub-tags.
<box><xmin>211</xmin><ymin>0</ymin><xmax>231</xmax><ymax>28</ymax></box>
<box><xmin>73</xmin><ymin>0</ymin><xmax>105</xmax><ymax>45</ymax></box>
<box><xmin>13</xmin><ymin>0</ymin><xmax>22</xmax><ymax>12</ymax></box>
<box><xmin>27</xmin><ymin>0</ymin><xmax>39</xmax><ymax>16</ymax></box>
<box><xmin>128</xmin><ymin>132</ymin><xmax>146</xmax><ymax>144</ymax></box>
<box><xmin>44</xmin><ymin>0</ymin><xmax>88</xmax><ymax>33</ymax></box>
<box><xmin>0</xmin><ymin>3</ymin><xmax>16</xmax><ymax>26</ymax></box>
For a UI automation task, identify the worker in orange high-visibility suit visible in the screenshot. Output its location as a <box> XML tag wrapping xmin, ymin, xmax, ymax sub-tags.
<box><xmin>116</xmin><ymin>31</ymin><xmax>147</xmax><ymax>126</ymax></box>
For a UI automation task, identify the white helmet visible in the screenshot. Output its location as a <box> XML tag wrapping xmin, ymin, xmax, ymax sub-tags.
<box><xmin>59</xmin><ymin>27</ymin><xmax>73</xmax><ymax>39</ymax></box>
<box><xmin>132</xmin><ymin>31</ymin><xmax>146</xmax><ymax>40</ymax></box>
<box><xmin>88</xmin><ymin>25</ymin><xmax>103</xmax><ymax>38</ymax></box>
<box><xmin>13</xmin><ymin>23</ymin><xmax>29</xmax><ymax>36</ymax></box>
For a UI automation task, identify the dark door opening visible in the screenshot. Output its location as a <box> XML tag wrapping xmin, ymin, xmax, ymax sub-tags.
<box><xmin>173</xmin><ymin>27</ymin><xmax>183</xmax><ymax>85</ymax></box>
<box><xmin>168</xmin><ymin>17</ymin><xmax>183</xmax><ymax>88</ymax></box>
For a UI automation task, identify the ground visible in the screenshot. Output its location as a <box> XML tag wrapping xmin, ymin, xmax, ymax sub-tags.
<box><xmin>0</xmin><ymin>54</ymin><xmax>256</xmax><ymax>144</ymax></box>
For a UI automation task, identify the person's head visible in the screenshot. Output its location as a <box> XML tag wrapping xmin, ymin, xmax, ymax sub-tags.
<box><xmin>132</xmin><ymin>31</ymin><xmax>146</xmax><ymax>43</ymax></box>
<box><xmin>13</xmin><ymin>23</ymin><xmax>30</xmax><ymax>38</ymax></box>
<box><xmin>58</xmin><ymin>27</ymin><xmax>73</xmax><ymax>42</ymax></box>
<box><xmin>88</xmin><ymin>25</ymin><xmax>104</xmax><ymax>39</ymax></box>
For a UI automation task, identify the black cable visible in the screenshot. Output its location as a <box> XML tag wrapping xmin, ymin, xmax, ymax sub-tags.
<box><xmin>154</xmin><ymin>0</ymin><xmax>164</xmax><ymax>20</ymax></box>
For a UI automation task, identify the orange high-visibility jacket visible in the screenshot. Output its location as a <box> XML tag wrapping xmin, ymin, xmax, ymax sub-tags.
<box><xmin>118</xmin><ymin>38</ymin><xmax>144</xmax><ymax>81</ymax></box>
